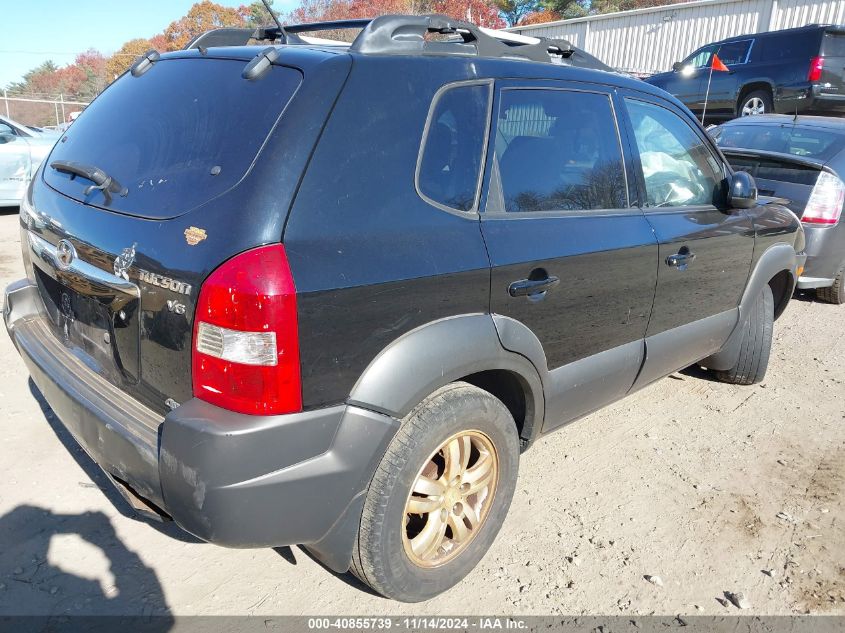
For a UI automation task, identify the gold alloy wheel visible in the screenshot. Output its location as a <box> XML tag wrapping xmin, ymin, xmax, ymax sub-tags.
<box><xmin>402</xmin><ymin>430</ymin><xmax>499</xmax><ymax>568</ymax></box>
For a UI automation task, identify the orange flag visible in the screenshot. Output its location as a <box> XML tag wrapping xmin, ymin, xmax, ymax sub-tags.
<box><xmin>711</xmin><ymin>53</ymin><xmax>730</xmax><ymax>72</ymax></box>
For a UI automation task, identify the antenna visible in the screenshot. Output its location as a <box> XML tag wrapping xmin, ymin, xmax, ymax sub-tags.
<box><xmin>261</xmin><ymin>0</ymin><xmax>284</xmax><ymax>33</ymax></box>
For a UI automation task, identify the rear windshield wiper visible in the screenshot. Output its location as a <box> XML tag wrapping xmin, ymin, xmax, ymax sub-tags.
<box><xmin>50</xmin><ymin>160</ymin><xmax>128</xmax><ymax>203</ymax></box>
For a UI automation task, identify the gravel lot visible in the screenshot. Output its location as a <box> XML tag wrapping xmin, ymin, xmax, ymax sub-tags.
<box><xmin>0</xmin><ymin>207</ymin><xmax>843</xmax><ymax>617</ymax></box>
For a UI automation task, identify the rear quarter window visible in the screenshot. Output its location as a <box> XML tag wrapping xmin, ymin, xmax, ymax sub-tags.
<box><xmin>756</xmin><ymin>30</ymin><xmax>822</xmax><ymax>61</ymax></box>
<box><xmin>416</xmin><ymin>82</ymin><xmax>491</xmax><ymax>213</ymax></box>
<box><xmin>44</xmin><ymin>57</ymin><xmax>302</xmax><ymax>219</ymax></box>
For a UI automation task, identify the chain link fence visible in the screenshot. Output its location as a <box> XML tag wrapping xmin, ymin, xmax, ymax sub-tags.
<box><xmin>1</xmin><ymin>91</ymin><xmax>90</xmax><ymax>128</ymax></box>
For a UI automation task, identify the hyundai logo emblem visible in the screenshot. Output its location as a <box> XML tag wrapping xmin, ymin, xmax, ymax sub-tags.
<box><xmin>56</xmin><ymin>239</ymin><xmax>76</xmax><ymax>270</ymax></box>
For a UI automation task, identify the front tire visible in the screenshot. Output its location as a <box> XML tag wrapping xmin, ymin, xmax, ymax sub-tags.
<box><xmin>739</xmin><ymin>89</ymin><xmax>773</xmax><ymax>117</ymax></box>
<box><xmin>351</xmin><ymin>382</ymin><xmax>520</xmax><ymax>602</ymax></box>
<box><xmin>816</xmin><ymin>266</ymin><xmax>845</xmax><ymax>305</ymax></box>
<box><xmin>714</xmin><ymin>285</ymin><xmax>774</xmax><ymax>385</ymax></box>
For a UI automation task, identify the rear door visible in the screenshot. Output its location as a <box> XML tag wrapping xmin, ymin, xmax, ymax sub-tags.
<box><xmin>479</xmin><ymin>80</ymin><xmax>658</xmax><ymax>430</ymax></box>
<box><xmin>620</xmin><ymin>93</ymin><xmax>755</xmax><ymax>389</ymax></box>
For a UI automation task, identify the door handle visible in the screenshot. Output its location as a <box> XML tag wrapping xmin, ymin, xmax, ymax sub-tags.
<box><xmin>508</xmin><ymin>275</ymin><xmax>560</xmax><ymax>297</ymax></box>
<box><xmin>666</xmin><ymin>250</ymin><xmax>696</xmax><ymax>271</ymax></box>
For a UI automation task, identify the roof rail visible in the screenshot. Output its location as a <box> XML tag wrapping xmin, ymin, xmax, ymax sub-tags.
<box><xmin>349</xmin><ymin>14</ymin><xmax>578</xmax><ymax>64</ymax></box>
<box><xmin>183</xmin><ymin>14</ymin><xmax>612</xmax><ymax>71</ymax></box>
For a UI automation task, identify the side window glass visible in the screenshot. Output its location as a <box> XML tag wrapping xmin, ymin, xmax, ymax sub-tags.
<box><xmin>417</xmin><ymin>83</ymin><xmax>490</xmax><ymax>212</ymax></box>
<box><xmin>494</xmin><ymin>89</ymin><xmax>627</xmax><ymax>213</ymax></box>
<box><xmin>625</xmin><ymin>99</ymin><xmax>724</xmax><ymax>208</ymax></box>
<box><xmin>684</xmin><ymin>45</ymin><xmax>716</xmax><ymax>68</ymax></box>
<box><xmin>717</xmin><ymin>40</ymin><xmax>751</xmax><ymax>65</ymax></box>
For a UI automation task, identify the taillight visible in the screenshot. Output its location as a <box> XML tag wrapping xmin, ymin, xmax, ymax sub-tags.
<box><xmin>803</xmin><ymin>171</ymin><xmax>844</xmax><ymax>226</ymax></box>
<box><xmin>192</xmin><ymin>244</ymin><xmax>301</xmax><ymax>415</ymax></box>
<box><xmin>808</xmin><ymin>56</ymin><xmax>824</xmax><ymax>82</ymax></box>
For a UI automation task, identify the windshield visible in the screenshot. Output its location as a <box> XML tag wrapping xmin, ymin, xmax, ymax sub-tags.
<box><xmin>43</xmin><ymin>57</ymin><xmax>302</xmax><ymax>219</ymax></box>
<box><xmin>714</xmin><ymin>124</ymin><xmax>845</xmax><ymax>161</ymax></box>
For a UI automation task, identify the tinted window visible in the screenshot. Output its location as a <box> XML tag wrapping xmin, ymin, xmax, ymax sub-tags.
<box><xmin>625</xmin><ymin>99</ymin><xmax>723</xmax><ymax>207</ymax></box>
<box><xmin>715</xmin><ymin>124</ymin><xmax>845</xmax><ymax>161</ymax></box>
<box><xmin>494</xmin><ymin>90</ymin><xmax>626</xmax><ymax>213</ymax></box>
<box><xmin>417</xmin><ymin>83</ymin><xmax>490</xmax><ymax>212</ymax></box>
<box><xmin>717</xmin><ymin>40</ymin><xmax>752</xmax><ymax>65</ymax></box>
<box><xmin>757</xmin><ymin>30</ymin><xmax>821</xmax><ymax>61</ymax></box>
<box><xmin>822</xmin><ymin>32</ymin><xmax>845</xmax><ymax>57</ymax></box>
<box><xmin>44</xmin><ymin>58</ymin><xmax>302</xmax><ymax>219</ymax></box>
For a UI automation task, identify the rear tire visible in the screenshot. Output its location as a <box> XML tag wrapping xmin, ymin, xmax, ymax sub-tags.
<box><xmin>816</xmin><ymin>266</ymin><xmax>845</xmax><ymax>305</ymax></box>
<box><xmin>739</xmin><ymin>89</ymin><xmax>773</xmax><ymax>117</ymax></box>
<box><xmin>351</xmin><ymin>382</ymin><xmax>520</xmax><ymax>602</ymax></box>
<box><xmin>715</xmin><ymin>285</ymin><xmax>774</xmax><ymax>385</ymax></box>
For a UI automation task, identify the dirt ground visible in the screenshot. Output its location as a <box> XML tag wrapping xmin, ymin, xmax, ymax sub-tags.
<box><xmin>0</xmin><ymin>206</ymin><xmax>843</xmax><ymax>618</ymax></box>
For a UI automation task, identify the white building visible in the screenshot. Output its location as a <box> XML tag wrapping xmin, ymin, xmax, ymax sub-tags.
<box><xmin>508</xmin><ymin>0</ymin><xmax>845</xmax><ymax>75</ymax></box>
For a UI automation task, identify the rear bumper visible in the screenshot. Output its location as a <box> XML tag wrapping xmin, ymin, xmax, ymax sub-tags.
<box><xmin>796</xmin><ymin>223</ymin><xmax>845</xmax><ymax>289</ymax></box>
<box><xmin>776</xmin><ymin>84</ymin><xmax>845</xmax><ymax>115</ymax></box>
<box><xmin>4</xmin><ymin>279</ymin><xmax>399</xmax><ymax>572</ymax></box>
<box><xmin>804</xmin><ymin>89</ymin><xmax>845</xmax><ymax>115</ymax></box>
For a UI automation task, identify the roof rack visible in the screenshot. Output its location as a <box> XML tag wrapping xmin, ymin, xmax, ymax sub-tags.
<box><xmin>184</xmin><ymin>18</ymin><xmax>371</xmax><ymax>49</ymax></box>
<box><xmin>184</xmin><ymin>14</ymin><xmax>612</xmax><ymax>71</ymax></box>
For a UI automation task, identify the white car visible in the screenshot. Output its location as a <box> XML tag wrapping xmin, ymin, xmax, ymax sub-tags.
<box><xmin>0</xmin><ymin>115</ymin><xmax>58</xmax><ymax>207</ymax></box>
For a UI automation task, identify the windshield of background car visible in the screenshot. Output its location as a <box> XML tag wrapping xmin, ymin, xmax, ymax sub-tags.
<box><xmin>43</xmin><ymin>57</ymin><xmax>302</xmax><ymax>219</ymax></box>
<box><xmin>714</xmin><ymin>124</ymin><xmax>844</xmax><ymax>161</ymax></box>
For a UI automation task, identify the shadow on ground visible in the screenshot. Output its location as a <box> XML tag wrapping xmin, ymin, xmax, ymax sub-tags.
<box><xmin>0</xmin><ymin>504</ymin><xmax>173</xmax><ymax>628</ymax></box>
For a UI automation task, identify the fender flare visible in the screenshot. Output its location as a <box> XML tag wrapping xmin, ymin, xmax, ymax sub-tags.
<box><xmin>703</xmin><ymin>242</ymin><xmax>797</xmax><ymax>371</ymax></box>
<box><xmin>348</xmin><ymin>313</ymin><xmax>545</xmax><ymax>443</ymax></box>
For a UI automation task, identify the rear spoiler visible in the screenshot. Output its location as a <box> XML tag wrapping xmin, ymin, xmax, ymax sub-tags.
<box><xmin>720</xmin><ymin>147</ymin><xmax>827</xmax><ymax>172</ymax></box>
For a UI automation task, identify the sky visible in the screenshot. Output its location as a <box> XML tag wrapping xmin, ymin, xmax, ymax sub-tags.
<box><xmin>0</xmin><ymin>0</ymin><xmax>299</xmax><ymax>88</ymax></box>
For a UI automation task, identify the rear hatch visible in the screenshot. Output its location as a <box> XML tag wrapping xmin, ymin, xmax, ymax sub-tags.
<box><xmin>23</xmin><ymin>48</ymin><xmax>349</xmax><ymax>415</ymax></box>
<box><xmin>819</xmin><ymin>29</ymin><xmax>845</xmax><ymax>98</ymax></box>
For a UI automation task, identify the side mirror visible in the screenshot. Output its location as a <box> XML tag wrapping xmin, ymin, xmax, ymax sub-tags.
<box><xmin>672</xmin><ymin>61</ymin><xmax>683</xmax><ymax>72</ymax></box>
<box><xmin>0</xmin><ymin>133</ymin><xmax>16</xmax><ymax>145</ymax></box>
<box><xmin>728</xmin><ymin>171</ymin><xmax>757</xmax><ymax>209</ymax></box>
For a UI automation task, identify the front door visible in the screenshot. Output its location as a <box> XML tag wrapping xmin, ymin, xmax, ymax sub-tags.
<box><xmin>619</xmin><ymin>94</ymin><xmax>755</xmax><ymax>389</ymax></box>
<box><xmin>480</xmin><ymin>81</ymin><xmax>658</xmax><ymax>430</ymax></box>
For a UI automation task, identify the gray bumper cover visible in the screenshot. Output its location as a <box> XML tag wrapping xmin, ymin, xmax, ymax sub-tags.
<box><xmin>4</xmin><ymin>279</ymin><xmax>399</xmax><ymax>572</ymax></box>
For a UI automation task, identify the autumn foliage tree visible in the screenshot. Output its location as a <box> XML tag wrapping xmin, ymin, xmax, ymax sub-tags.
<box><xmin>162</xmin><ymin>0</ymin><xmax>249</xmax><ymax>50</ymax></box>
<box><xmin>288</xmin><ymin>0</ymin><xmax>504</xmax><ymax>29</ymax></box>
<box><xmin>103</xmin><ymin>38</ymin><xmax>156</xmax><ymax>80</ymax></box>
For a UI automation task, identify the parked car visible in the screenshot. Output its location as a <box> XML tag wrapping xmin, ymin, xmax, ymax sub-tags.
<box><xmin>4</xmin><ymin>15</ymin><xmax>805</xmax><ymax>602</ymax></box>
<box><xmin>0</xmin><ymin>115</ymin><xmax>57</xmax><ymax>207</ymax></box>
<box><xmin>646</xmin><ymin>24</ymin><xmax>845</xmax><ymax>120</ymax></box>
<box><xmin>711</xmin><ymin>115</ymin><xmax>845</xmax><ymax>303</ymax></box>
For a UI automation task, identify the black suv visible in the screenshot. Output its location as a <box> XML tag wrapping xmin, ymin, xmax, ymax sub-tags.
<box><xmin>646</xmin><ymin>24</ymin><xmax>845</xmax><ymax>120</ymax></box>
<box><xmin>4</xmin><ymin>15</ymin><xmax>805</xmax><ymax>602</ymax></box>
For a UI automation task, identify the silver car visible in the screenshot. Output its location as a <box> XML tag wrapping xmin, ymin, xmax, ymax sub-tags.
<box><xmin>0</xmin><ymin>115</ymin><xmax>58</xmax><ymax>207</ymax></box>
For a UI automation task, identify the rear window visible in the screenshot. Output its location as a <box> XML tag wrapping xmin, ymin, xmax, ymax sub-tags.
<box><xmin>44</xmin><ymin>57</ymin><xmax>302</xmax><ymax>219</ymax></box>
<box><xmin>715</xmin><ymin>124</ymin><xmax>844</xmax><ymax>161</ymax></box>
<box><xmin>822</xmin><ymin>32</ymin><xmax>845</xmax><ymax>57</ymax></box>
